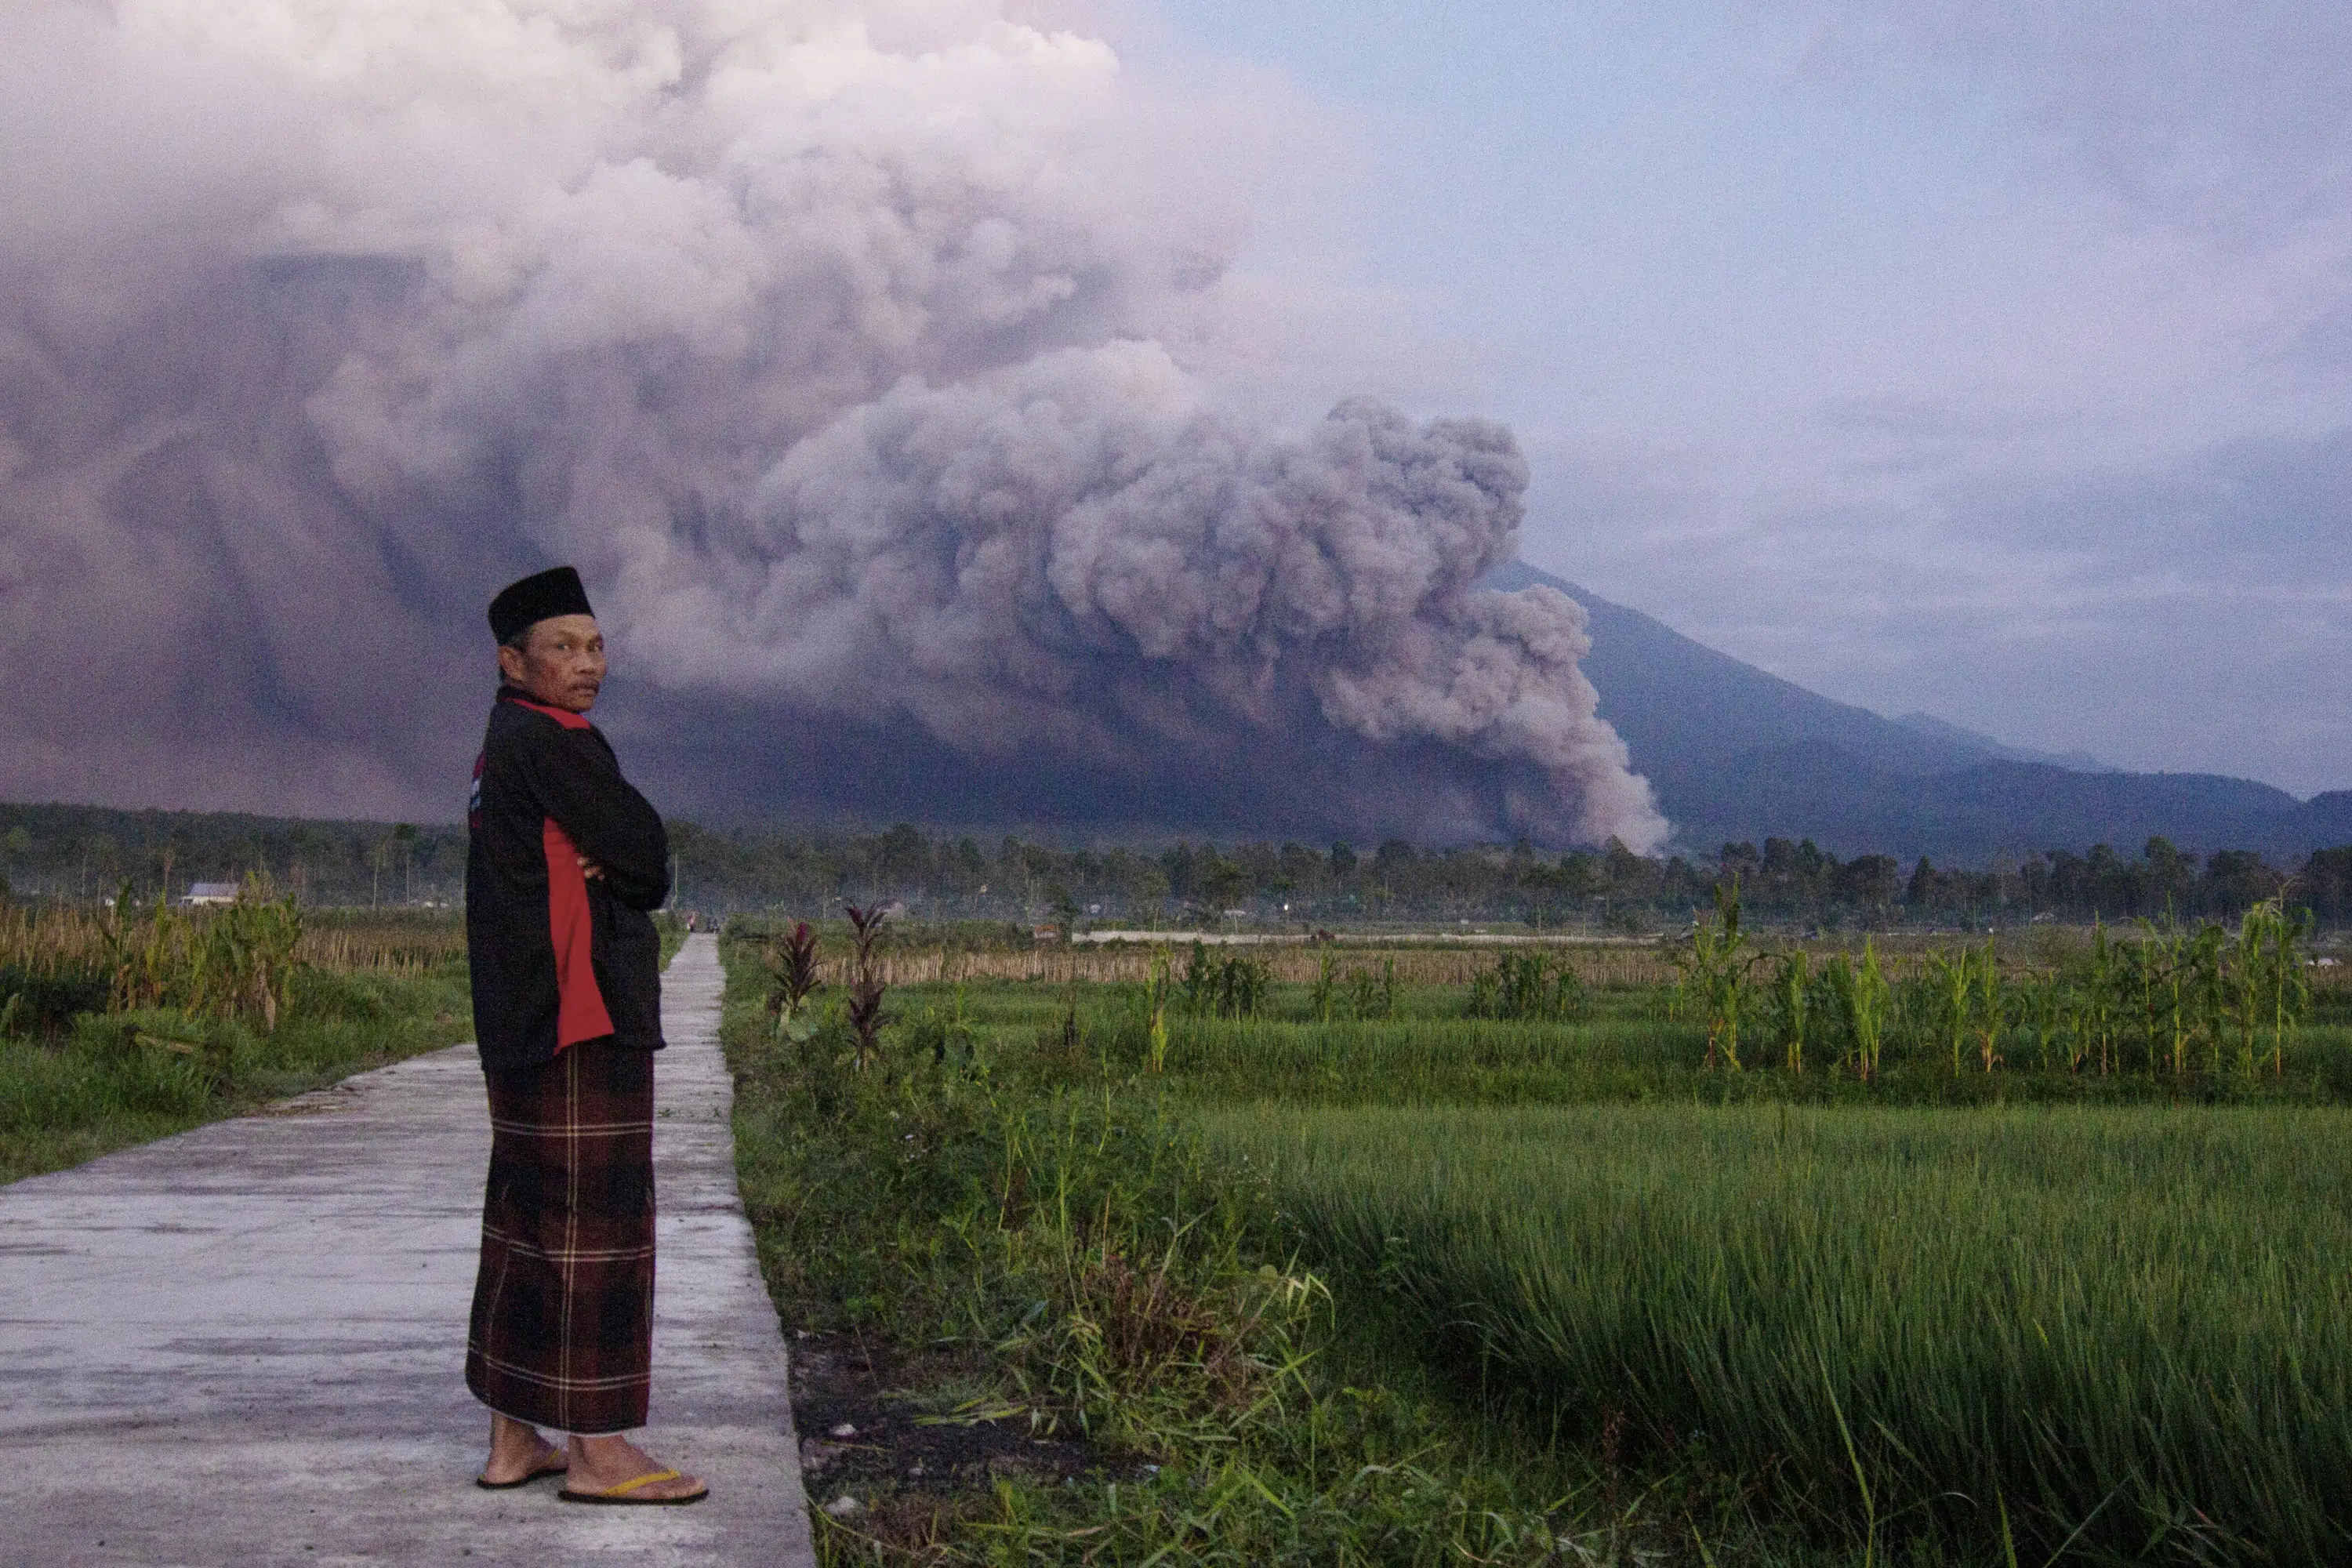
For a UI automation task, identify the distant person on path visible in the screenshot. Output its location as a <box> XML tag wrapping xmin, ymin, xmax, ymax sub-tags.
<box><xmin>463</xmin><ymin>565</ymin><xmax>705</xmax><ymax>1505</ymax></box>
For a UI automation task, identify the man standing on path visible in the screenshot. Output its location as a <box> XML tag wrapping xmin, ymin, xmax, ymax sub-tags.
<box><xmin>463</xmin><ymin>565</ymin><xmax>706</xmax><ymax>1505</ymax></box>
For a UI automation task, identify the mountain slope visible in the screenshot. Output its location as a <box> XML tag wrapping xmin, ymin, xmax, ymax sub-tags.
<box><xmin>1487</xmin><ymin>561</ymin><xmax>2012</xmax><ymax>775</ymax></box>
<box><xmin>1889</xmin><ymin>711</ymin><xmax>2114</xmax><ymax>773</ymax></box>
<box><xmin>1485</xmin><ymin>562</ymin><xmax>2348</xmax><ymax>860</ymax></box>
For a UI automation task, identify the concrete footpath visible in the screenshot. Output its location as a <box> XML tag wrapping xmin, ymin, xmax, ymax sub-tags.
<box><xmin>0</xmin><ymin>933</ymin><xmax>815</xmax><ymax>1566</ymax></box>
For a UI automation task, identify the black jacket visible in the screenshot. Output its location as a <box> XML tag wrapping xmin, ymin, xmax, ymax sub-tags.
<box><xmin>466</xmin><ymin>688</ymin><xmax>670</xmax><ymax>1074</ymax></box>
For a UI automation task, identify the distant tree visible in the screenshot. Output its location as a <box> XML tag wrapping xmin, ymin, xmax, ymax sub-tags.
<box><xmin>1160</xmin><ymin>843</ymin><xmax>1197</xmax><ymax>900</ymax></box>
<box><xmin>1276</xmin><ymin>842</ymin><xmax>1322</xmax><ymax>895</ymax></box>
<box><xmin>1604</xmin><ymin>837</ymin><xmax>1653</xmax><ymax>894</ymax></box>
<box><xmin>1838</xmin><ymin>854</ymin><xmax>1902</xmax><ymax>911</ymax></box>
<box><xmin>393</xmin><ymin>822</ymin><xmax>418</xmax><ymax>904</ymax></box>
<box><xmin>2296</xmin><ymin>848</ymin><xmax>2352</xmax><ymax>922</ymax></box>
<box><xmin>2201</xmin><ymin>850</ymin><xmax>2283</xmax><ymax>914</ymax></box>
<box><xmin>1555</xmin><ymin>851</ymin><xmax>1602</xmax><ymax>898</ymax></box>
<box><xmin>1200</xmin><ymin>851</ymin><xmax>1249</xmax><ymax>912</ymax></box>
<box><xmin>952</xmin><ymin>836</ymin><xmax>988</xmax><ymax>887</ymax></box>
<box><xmin>1045</xmin><ymin>881</ymin><xmax>1079</xmax><ymax>938</ymax></box>
<box><xmin>876</xmin><ymin>822</ymin><xmax>929</xmax><ymax>888</ymax></box>
<box><xmin>2144</xmin><ymin>836</ymin><xmax>2196</xmax><ymax>909</ymax></box>
<box><xmin>1128</xmin><ymin>864</ymin><xmax>1171</xmax><ymax>915</ymax></box>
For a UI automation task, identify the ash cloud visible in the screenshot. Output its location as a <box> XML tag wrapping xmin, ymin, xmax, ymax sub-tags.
<box><xmin>0</xmin><ymin>1</ymin><xmax>1664</xmax><ymax>851</ymax></box>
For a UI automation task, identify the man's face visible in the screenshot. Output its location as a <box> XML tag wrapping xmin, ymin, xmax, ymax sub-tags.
<box><xmin>497</xmin><ymin>614</ymin><xmax>606</xmax><ymax>713</ymax></box>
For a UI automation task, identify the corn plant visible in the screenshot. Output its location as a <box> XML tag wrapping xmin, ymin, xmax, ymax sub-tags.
<box><xmin>1309</xmin><ymin>949</ymin><xmax>1337</xmax><ymax>1025</ymax></box>
<box><xmin>1770</xmin><ymin>951</ymin><xmax>1809</xmax><ymax>1073</ymax></box>
<box><xmin>2116</xmin><ymin>935</ymin><xmax>2157</xmax><ymax>1075</ymax></box>
<box><xmin>2082</xmin><ymin>922</ymin><xmax>2118</xmax><ymax>1075</ymax></box>
<box><xmin>1220</xmin><ymin>953</ymin><xmax>1272</xmax><ymax>1018</ymax></box>
<box><xmin>1972</xmin><ymin>939</ymin><xmax>2002</xmax><ymax>1072</ymax></box>
<box><xmin>1824</xmin><ymin>941</ymin><xmax>1891</xmax><ymax>1083</ymax></box>
<box><xmin>2135</xmin><ymin>921</ymin><xmax>2220</xmax><ymax>1080</ymax></box>
<box><xmin>1345</xmin><ymin>959</ymin><xmax>1398</xmax><ymax>1022</ymax></box>
<box><xmin>2187</xmin><ymin>925</ymin><xmax>2231</xmax><ymax>1077</ymax></box>
<box><xmin>2018</xmin><ymin>972</ymin><xmax>2072</xmax><ymax>1073</ymax></box>
<box><xmin>1181</xmin><ymin>940</ymin><xmax>1214</xmax><ymax>1014</ymax></box>
<box><xmin>1467</xmin><ymin>952</ymin><xmax>1587</xmax><ymax>1022</ymax></box>
<box><xmin>1676</xmin><ymin>881</ymin><xmax>1760</xmax><ymax>1071</ymax></box>
<box><xmin>1143</xmin><ymin>947</ymin><xmax>1173</xmax><ymax>1073</ymax></box>
<box><xmin>95</xmin><ymin>876</ymin><xmax>301</xmax><ymax>1031</ymax></box>
<box><xmin>2239</xmin><ymin>898</ymin><xmax>2312</xmax><ymax>1079</ymax></box>
<box><xmin>2142</xmin><ymin>922</ymin><xmax>2183</xmax><ymax>1077</ymax></box>
<box><xmin>1181</xmin><ymin>945</ymin><xmax>1271</xmax><ymax>1020</ymax></box>
<box><xmin>219</xmin><ymin>880</ymin><xmax>302</xmax><ymax>1032</ymax></box>
<box><xmin>1925</xmin><ymin>946</ymin><xmax>1973</xmax><ymax>1076</ymax></box>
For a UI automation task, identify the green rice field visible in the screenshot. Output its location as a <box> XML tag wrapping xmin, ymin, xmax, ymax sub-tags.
<box><xmin>1200</xmin><ymin>1100</ymin><xmax>2352</xmax><ymax>1560</ymax></box>
<box><xmin>669</xmin><ymin>915</ymin><xmax>2352</xmax><ymax>1560</ymax></box>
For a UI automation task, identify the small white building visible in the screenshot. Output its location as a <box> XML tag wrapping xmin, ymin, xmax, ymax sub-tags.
<box><xmin>180</xmin><ymin>882</ymin><xmax>239</xmax><ymax>907</ymax></box>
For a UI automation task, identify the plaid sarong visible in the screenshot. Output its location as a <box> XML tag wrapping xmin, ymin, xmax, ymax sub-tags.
<box><xmin>465</xmin><ymin>1039</ymin><xmax>656</xmax><ymax>1434</ymax></box>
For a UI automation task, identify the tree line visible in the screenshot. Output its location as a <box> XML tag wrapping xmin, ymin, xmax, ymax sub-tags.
<box><xmin>0</xmin><ymin>804</ymin><xmax>461</xmax><ymax>909</ymax></box>
<box><xmin>5</xmin><ymin>802</ymin><xmax>2348</xmax><ymax>927</ymax></box>
<box><xmin>671</xmin><ymin>822</ymin><xmax>2352</xmax><ymax>929</ymax></box>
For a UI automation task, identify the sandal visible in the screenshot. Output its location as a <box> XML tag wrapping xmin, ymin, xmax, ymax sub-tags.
<box><xmin>558</xmin><ymin>1467</ymin><xmax>709</xmax><ymax>1506</ymax></box>
<box><xmin>476</xmin><ymin>1450</ymin><xmax>569</xmax><ymax>1490</ymax></box>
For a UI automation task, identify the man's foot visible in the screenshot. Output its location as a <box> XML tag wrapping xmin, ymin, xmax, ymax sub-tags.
<box><xmin>560</xmin><ymin>1432</ymin><xmax>708</xmax><ymax>1504</ymax></box>
<box><xmin>478</xmin><ymin>1414</ymin><xmax>568</xmax><ymax>1488</ymax></box>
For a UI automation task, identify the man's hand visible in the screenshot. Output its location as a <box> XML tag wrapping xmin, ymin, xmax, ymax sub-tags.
<box><xmin>578</xmin><ymin>855</ymin><xmax>606</xmax><ymax>880</ymax></box>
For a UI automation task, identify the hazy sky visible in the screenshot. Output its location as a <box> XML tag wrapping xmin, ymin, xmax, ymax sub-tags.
<box><xmin>1123</xmin><ymin>0</ymin><xmax>2352</xmax><ymax>796</ymax></box>
<box><xmin>0</xmin><ymin>1</ymin><xmax>1661</xmax><ymax>844</ymax></box>
<box><xmin>2</xmin><ymin>2</ymin><xmax>2342</xmax><ymax>829</ymax></box>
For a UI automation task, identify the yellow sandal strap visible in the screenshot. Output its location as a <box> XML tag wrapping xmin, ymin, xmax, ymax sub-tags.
<box><xmin>595</xmin><ymin>1468</ymin><xmax>682</xmax><ymax>1498</ymax></box>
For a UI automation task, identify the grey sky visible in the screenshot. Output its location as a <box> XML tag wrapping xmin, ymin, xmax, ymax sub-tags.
<box><xmin>0</xmin><ymin>1</ymin><xmax>1660</xmax><ymax>844</ymax></box>
<box><xmin>1125</xmin><ymin>0</ymin><xmax>2352</xmax><ymax>795</ymax></box>
<box><xmin>0</xmin><ymin>1</ymin><xmax>2340</xmax><ymax>828</ymax></box>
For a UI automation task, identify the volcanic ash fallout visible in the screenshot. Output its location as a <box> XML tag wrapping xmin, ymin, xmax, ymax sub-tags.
<box><xmin>0</xmin><ymin>0</ymin><xmax>1664</xmax><ymax>850</ymax></box>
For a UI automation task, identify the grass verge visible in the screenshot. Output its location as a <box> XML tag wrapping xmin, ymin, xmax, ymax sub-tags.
<box><xmin>728</xmin><ymin>924</ymin><xmax>2352</xmax><ymax>1563</ymax></box>
<box><xmin>718</xmin><ymin>938</ymin><xmax>1824</xmax><ymax>1565</ymax></box>
<box><xmin>1</xmin><ymin>960</ymin><xmax>470</xmax><ymax>1185</ymax></box>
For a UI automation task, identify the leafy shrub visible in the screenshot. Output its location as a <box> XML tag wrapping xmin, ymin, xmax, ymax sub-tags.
<box><xmin>0</xmin><ymin>965</ymin><xmax>110</xmax><ymax>1036</ymax></box>
<box><xmin>74</xmin><ymin>1009</ymin><xmax>260</xmax><ymax>1097</ymax></box>
<box><xmin>1180</xmin><ymin>941</ymin><xmax>1271</xmax><ymax>1018</ymax></box>
<box><xmin>1465</xmin><ymin>951</ymin><xmax>1587</xmax><ymax>1022</ymax></box>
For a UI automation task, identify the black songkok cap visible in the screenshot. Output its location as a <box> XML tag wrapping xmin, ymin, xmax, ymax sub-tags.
<box><xmin>488</xmin><ymin>566</ymin><xmax>595</xmax><ymax>644</ymax></box>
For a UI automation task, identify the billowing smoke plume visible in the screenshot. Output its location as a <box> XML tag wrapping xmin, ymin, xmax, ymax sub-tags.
<box><xmin>0</xmin><ymin>1</ymin><xmax>1666</xmax><ymax>851</ymax></box>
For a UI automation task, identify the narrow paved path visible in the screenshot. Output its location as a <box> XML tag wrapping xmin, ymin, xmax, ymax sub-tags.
<box><xmin>0</xmin><ymin>934</ymin><xmax>815</xmax><ymax>1566</ymax></box>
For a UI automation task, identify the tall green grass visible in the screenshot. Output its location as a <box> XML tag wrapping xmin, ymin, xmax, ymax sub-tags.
<box><xmin>0</xmin><ymin>964</ymin><xmax>470</xmax><ymax>1183</ymax></box>
<box><xmin>720</xmin><ymin>960</ymin><xmax>1606</xmax><ymax>1565</ymax></box>
<box><xmin>1131</xmin><ymin>1006</ymin><xmax>2352</xmax><ymax>1108</ymax></box>
<box><xmin>724</xmin><ymin>927</ymin><xmax>2352</xmax><ymax>1560</ymax></box>
<box><xmin>1159</xmin><ymin>1011</ymin><xmax>1700</xmax><ymax>1103</ymax></box>
<box><xmin>1202</xmin><ymin>1101</ymin><xmax>2352</xmax><ymax>1560</ymax></box>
